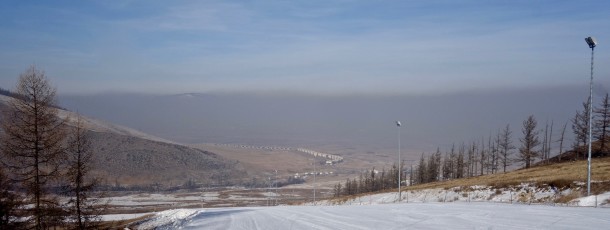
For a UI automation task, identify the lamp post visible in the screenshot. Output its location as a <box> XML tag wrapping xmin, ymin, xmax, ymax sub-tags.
<box><xmin>268</xmin><ymin>176</ymin><xmax>271</xmax><ymax>206</ymax></box>
<box><xmin>313</xmin><ymin>157</ymin><xmax>316</xmax><ymax>206</ymax></box>
<box><xmin>274</xmin><ymin>169</ymin><xmax>278</xmax><ymax>206</ymax></box>
<box><xmin>396</xmin><ymin>121</ymin><xmax>402</xmax><ymax>201</ymax></box>
<box><xmin>585</xmin><ymin>36</ymin><xmax>597</xmax><ymax>196</ymax></box>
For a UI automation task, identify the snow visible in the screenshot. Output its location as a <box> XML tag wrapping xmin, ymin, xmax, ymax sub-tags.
<box><xmin>101</xmin><ymin>213</ymin><xmax>152</xmax><ymax>222</ymax></box>
<box><xmin>319</xmin><ymin>185</ymin><xmax>607</xmax><ymax>207</ymax></box>
<box><xmin>574</xmin><ymin>192</ymin><xmax>610</xmax><ymax>207</ymax></box>
<box><xmin>136</xmin><ymin>209</ymin><xmax>202</xmax><ymax>230</ymax></box>
<box><xmin>101</xmin><ymin>190</ymin><xmax>281</xmax><ymax>208</ymax></box>
<box><xmin>135</xmin><ymin>203</ymin><xmax>610</xmax><ymax>230</ymax></box>
<box><xmin>134</xmin><ymin>186</ymin><xmax>610</xmax><ymax>229</ymax></box>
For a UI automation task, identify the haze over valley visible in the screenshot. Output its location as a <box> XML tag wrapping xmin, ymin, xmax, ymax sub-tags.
<box><xmin>60</xmin><ymin>85</ymin><xmax>592</xmax><ymax>161</ymax></box>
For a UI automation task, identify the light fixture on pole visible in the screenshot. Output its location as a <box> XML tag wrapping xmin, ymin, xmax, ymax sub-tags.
<box><xmin>585</xmin><ymin>36</ymin><xmax>597</xmax><ymax>196</ymax></box>
<box><xmin>396</xmin><ymin>120</ymin><xmax>402</xmax><ymax>201</ymax></box>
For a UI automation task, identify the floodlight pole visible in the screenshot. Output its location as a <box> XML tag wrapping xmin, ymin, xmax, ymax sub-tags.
<box><xmin>268</xmin><ymin>176</ymin><xmax>271</xmax><ymax>206</ymax></box>
<box><xmin>586</xmin><ymin>37</ymin><xmax>596</xmax><ymax>196</ymax></box>
<box><xmin>396</xmin><ymin>121</ymin><xmax>402</xmax><ymax>201</ymax></box>
<box><xmin>275</xmin><ymin>169</ymin><xmax>278</xmax><ymax>205</ymax></box>
<box><xmin>313</xmin><ymin>157</ymin><xmax>316</xmax><ymax>206</ymax></box>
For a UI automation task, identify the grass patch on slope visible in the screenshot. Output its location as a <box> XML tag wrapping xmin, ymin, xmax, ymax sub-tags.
<box><xmin>404</xmin><ymin>157</ymin><xmax>610</xmax><ymax>194</ymax></box>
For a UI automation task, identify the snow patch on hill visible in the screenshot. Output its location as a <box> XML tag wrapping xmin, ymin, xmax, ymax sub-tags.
<box><xmin>574</xmin><ymin>192</ymin><xmax>610</xmax><ymax>206</ymax></box>
<box><xmin>321</xmin><ymin>183</ymin><xmax>610</xmax><ymax>207</ymax></box>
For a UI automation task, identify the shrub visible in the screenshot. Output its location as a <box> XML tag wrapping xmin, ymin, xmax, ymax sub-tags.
<box><xmin>545</xmin><ymin>179</ymin><xmax>573</xmax><ymax>189</ymax></box>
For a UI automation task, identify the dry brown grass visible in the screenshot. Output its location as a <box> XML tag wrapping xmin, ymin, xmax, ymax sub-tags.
<box><xmin>191</xmin><ymin>144</ymin><xmax>314</xmax><ymax>175</ymax></box>
<box><xmin>404</xmin><ymin>157</ymin><xmax>610</xmax><ymax>191</ymax></box>
<box><xmin>554</xmin><ymin>190</ymin><xmax>582</xmax><ymax>203</ymax></box>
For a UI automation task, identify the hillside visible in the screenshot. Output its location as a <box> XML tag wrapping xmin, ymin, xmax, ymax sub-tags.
<box><xmin>403</xmin><ymin>157</ymin><xmax>610</xmax><ymax>193</ymax></box>
<box><xmin>88</xmin><ymin>131</ymin><xmax>243</xmax><ymax>187</ymax></box>
<box><xmin>0</xmin><ymin>94</ymin><xmax>244</xmax><ymax>188</ymax></box>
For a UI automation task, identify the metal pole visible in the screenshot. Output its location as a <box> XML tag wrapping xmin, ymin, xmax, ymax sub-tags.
<box><xmin>313</xmin><ymin>158</ymin><xmax>316</xmax><ymax>205</ymax></box>
<box><xmin>275</xmin><ymin>169</ymin><xmax>278</xmax><ymax>205</ymax></box>
<box><xmin>587</xmin><ymin>46</ymin><xmax>595</xmax><ymax>196</ymax></box>
<box><xmin>398</xmin><ymin>123</ymin><xmax>401</xmax><ymax>201</ymax></box>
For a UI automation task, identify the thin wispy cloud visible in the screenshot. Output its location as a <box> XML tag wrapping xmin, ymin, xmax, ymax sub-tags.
<box><xmin>0</xmin><ymin>1</ymin><xmax>608</xmax><ymax>95</ymax></box>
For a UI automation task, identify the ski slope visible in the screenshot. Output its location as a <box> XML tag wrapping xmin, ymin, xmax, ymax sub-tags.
<box><xmin>138</xmin><ymin>203</ymin><xmax>610</xmax><ymax>229</ymax></box>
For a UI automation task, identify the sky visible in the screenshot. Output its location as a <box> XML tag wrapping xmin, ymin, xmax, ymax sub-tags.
<box><xmin>1</xmin><ymin>0</ymin><xmax>609</xmax><ymax>95</ymax></box>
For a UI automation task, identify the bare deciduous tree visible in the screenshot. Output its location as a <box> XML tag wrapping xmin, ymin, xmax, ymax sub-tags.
<box><xmin>498</xmin><ymin>124</ymin><xmax>514</xmax><ymax>172</ymax></box>
<box><xmin>594</xmin><ymin>93</ymin><xmax>610</xmax><ymax>155</ymax></box>
<box><xmin>0</xmin><ymin>167</ymin><xmax>26</xmax><ymax>229</ymax></box>
<box><xmin>0</xmin><ymin>66</ymin><xmax>67</xmax><ymax>229</ymax></box>
<box><xmin>557</xmin><ymin>121</ymin><xmax>568</xmax><ymax>161</ymax></box>
<box><xmin>64</xmin><ymin>115</ymin><xmax>103</xmax><ymax>229</ymax></box>
<box><xmin>518</xmin><ymin>115</ymin><xmax>540</xmax><ymax>168</ymax></box>
<box><xmin>480</xmin><ymin>136</ymin><xmax>486</xmax><ymax>176</ymax></box>
<box><xmin>572</xmin><ymin>100</ymin><xmax>590</xmax><ymax>159</ymax></box>
<box><xmin>541</xmin><ymin>120</ymin><xmax>553</xmax><ymax>163</ymax></box>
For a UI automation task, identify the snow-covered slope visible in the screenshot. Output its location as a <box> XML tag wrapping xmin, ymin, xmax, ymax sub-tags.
<box><xmin>133</xmin><ymin>184</ymin><xmax>610</xmax><ymax>229</ymax></box>
<box><xmin>134</xmin><ymin>203</ymin><xmax>610</xmax><ymax>230</ymax></box>
<box><xmin>136</xmin><ymin>209</ymin><xmax>202</xmax><ymax>230</ymax></box>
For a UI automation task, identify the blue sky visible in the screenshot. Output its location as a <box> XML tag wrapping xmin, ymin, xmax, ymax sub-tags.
<box><xmin>0</xmin><ymin>0</ymin><xmax>609</xmax><ymax>95</ymax></box>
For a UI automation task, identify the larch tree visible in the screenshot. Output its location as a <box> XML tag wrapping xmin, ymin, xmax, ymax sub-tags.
<box><xmin>0</xmin><ymin>166</ymin><xmax>26</xmax><ymax>229</ymax></box>
<box><xmin>448</xmin><ymin>144</ymin><xmax>457</xmax><ymax>179</ymax></box>
<box><xmin>490</xmin><ymin>132</ymin><xmax>501</xmax><ymax>174</ymax></box>
<box><xmin>479</xmin><ymin>137</ymin><xmax>486</xmax><ymax>176</ymax></box>
<box><xmin>442</xmin><ymin>151</ymin><xmax>453</xmax><ymax>180</ymax></box>
<box><xmin>518</xmin><ymin>115</ymin><xmax>540</xmax><ymax>168</ymax></box>
<box><xmin>594</xmin><ymin>93</ymin><xmax>610</xmax><ymax>155</ymax></box>
<box><xmin>426</xmin><ymin>149</ymin><xmax>441</xmax><ymax>182</ymax></box>
<box><xmin>547</xmin><ymin>121</ymin><xmax>553</xmax><ymax>161</ymax></box>
<box><xmin>541</xmin><ymin>120</ymin><xmax>553</xmax><ymax>162</ymax></box>
<box><xmin>557</xmin><ymin>121</ymin><xmax>568</xmax><ymax>161</ymax></box>
<box><xmin>0</xmin><ymin>66</ymin><xmax>67</xmax><ymax>229</ymax></box>
<box><xmin>456</xmin><ymin>144</ymin><xmax>465</xmax><ymax>178</ymax></box>
<box><xmin>467</xmin><ymin>142</ymin><xmax>476</xmax><ymax>177</ymax></box>
<box><xmin>572</xmin><ymin>100</ymin><xmax>590</xmax><ymax>159</ymax></box>
<box><xmin>498</xmin><ymin>124</ymin><xmax>514</xmax><ymax>172</ymax></box>
<box><xmin>416</xmin><ymin>153</ymin><xmax>426</xmax><ymax>184</ymax></box>
<box><xmin>64</xmin><ymin>115</ymin><xmax>102</xmax><ymax>229</ymax></box>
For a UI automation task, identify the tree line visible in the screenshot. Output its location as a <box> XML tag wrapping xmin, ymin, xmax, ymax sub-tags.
<box><xmin>335</xmin><ymin>94</ymin><xmax>610</xmax><ymax>196</ymax></box>
<box><xmin>333</xmin><ymin>165</ymin><xmax>401</xmax><ymax>197</ymax></box>
<box><xmin>0</xmin><ymin>66</ymin><xmax>103</xmax><ymax>229</ymax></box>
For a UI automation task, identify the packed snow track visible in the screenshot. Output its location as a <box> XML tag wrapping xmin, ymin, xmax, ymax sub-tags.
<box><xmin>139</xmin><ymin>203</ymin><xmax>610</xmax><ymax>229</ymax></box>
